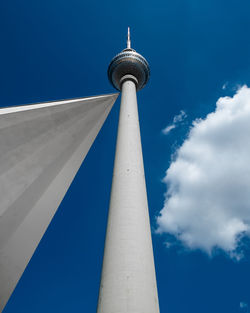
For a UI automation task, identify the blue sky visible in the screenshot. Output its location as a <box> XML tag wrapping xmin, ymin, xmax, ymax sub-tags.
<box><xmin>1</xmin><ymin>0</ymin><xmax>250</xmax><ymax>312</ymax></box>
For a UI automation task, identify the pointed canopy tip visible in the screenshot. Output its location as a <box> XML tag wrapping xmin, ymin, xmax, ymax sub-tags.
<box><xmin>127</xmin><ymin>27</ymin><xmax>131</xmax><ymax>49</ymax></box>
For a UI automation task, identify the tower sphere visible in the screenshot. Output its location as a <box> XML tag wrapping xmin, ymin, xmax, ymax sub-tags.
<box><xmin>108</xmin><ymin>28</ymin><xmax>150</xmax><ymax>91</ymax></box>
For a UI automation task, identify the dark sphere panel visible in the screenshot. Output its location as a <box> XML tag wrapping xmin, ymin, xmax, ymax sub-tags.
<box><xmin>108</xmin><ymin>50</ymin><xmax>150</xmax><ymax>91</ymax></box>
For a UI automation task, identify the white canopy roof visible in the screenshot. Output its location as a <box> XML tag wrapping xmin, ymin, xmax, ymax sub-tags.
<box><xmin>0</xmin><ymin>93</ymin><xmax>118</xmax><ymax>312</ymax></box>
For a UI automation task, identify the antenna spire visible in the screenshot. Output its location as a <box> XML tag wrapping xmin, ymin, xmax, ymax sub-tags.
<box><xmin>127</xmin><ymin>27</ymin><xmax>131</xmax><ymax>49</ymax></box>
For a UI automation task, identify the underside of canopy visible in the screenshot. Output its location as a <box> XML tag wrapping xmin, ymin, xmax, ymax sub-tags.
<box><xmin>0</xmin><ymin>93</ymin><xmax>118</xmax><ymax>312</ymax></box>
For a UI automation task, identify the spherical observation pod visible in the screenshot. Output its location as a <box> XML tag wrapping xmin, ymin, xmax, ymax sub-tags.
<box><xmin>108</xmin><ymin>30</ymin><xmax>150</xmax><ymax>91</ymax></box>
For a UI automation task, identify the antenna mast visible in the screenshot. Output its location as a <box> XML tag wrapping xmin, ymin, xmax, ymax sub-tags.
<box><xmin>127</xmin><ymin>27</ymin><xmax>131</xmax><ymax>49</ymax></box>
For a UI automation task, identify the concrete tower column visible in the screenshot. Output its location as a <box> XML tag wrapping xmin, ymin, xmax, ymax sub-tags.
<box><xmin>97</xmin><ymin>29</ymin><xmax>160</xmax><ymax>313</ymax></box>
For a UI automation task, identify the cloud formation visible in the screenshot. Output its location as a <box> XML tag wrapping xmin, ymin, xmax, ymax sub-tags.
<box><xmin>222</xmin><ymin>82</ymin><xmax>228</xmax><ymax>90</ymax></box>
<box><xmin>162</xmin><ymin>110</ymin><xmax>187</xmax><ymax>134</ymax></box>
<box><xmin>157</xmin><ymin>86</ymin><xmax>250</xmax><ymax>258</ymax></box>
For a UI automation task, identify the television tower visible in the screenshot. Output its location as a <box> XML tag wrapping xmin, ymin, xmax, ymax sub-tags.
<box><xmin>97</xmin><ymin>28</ymin><xmax>160</xmax><ymax>313</ymax></box>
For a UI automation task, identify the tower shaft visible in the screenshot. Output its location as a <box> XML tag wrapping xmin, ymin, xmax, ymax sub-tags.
<box><xmin>97</xmin><ymin>78</ymin><xmax>160</xmax><ymax>313</ymax></box>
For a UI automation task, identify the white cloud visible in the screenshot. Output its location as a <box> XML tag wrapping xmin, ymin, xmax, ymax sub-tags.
<box><xmin>222</xmin><ymin>82</ymin><xmax>228</xmax><ymax>90</ymax></box>
<box><xmin>162</xmin><ymin>124</ymin><xmax>176</xmax><ymax>134</ymax></box>
<box><xmin>157</xmin><ymin>86</ymin><xmax>250</xmax><ymax>259</ymax></box>
<box><xmin>162</xmin><ymin>110</ymin><xmax>187</xmax><ymax>134</ymax></box>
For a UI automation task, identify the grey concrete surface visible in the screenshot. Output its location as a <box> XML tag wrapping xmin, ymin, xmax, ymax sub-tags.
<box><xmin>0</xmin><ymin>93</ymin><xmax>118</xmax><ymax>312</ymax></box>
<box><xmin>97</xmin><ymin>80</ymin><xmax>160</xmax><ymax>313</ymax></box>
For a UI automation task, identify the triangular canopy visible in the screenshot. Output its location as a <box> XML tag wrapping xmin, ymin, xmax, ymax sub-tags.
<box><xmin>0</xmin><ymin>93</ymin><xmax>118</xmax><ymax>312</ymax></box>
